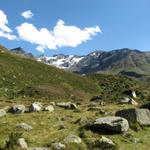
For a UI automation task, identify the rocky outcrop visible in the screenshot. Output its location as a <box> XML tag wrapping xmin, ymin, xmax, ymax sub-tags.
<box><xmin>90</xmin><ymin>116</ymin><xmax>129</xmax><ymax>134</ymax></box>
<box><xmin>115</xmin><ymin>108</ymin><xmax>150</xmax><ymax>126</ymax></box>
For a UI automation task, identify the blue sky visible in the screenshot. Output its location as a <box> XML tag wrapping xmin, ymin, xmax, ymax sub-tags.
<box><xmin>0</xmin><ymin>0</ymin><xmax>150</xmax><ymax>56</ymax></box>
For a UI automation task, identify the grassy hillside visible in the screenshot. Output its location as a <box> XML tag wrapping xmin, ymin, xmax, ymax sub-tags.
<box><xmin>0</xmin><ymin>46</ymin><xmax>100</xmax><ymax>100</ymax></box>
<box><xmin>87</xmin><ymin>73</ymin><xmax>150</xmax><ymax>103</ymax></box>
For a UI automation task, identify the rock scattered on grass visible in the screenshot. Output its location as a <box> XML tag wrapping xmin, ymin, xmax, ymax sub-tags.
<box><xmin>16</xmin><ymin>123</ymin><xmax>33</xmax><ymax>130</ymax></box>
<box><xmin>64</xmin><ymin>134</ymin><xmax>82</xmax><ymax>144</ymax></box>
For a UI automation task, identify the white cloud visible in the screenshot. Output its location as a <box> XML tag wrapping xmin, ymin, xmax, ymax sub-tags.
<box><xmin>21</xmin><ymin>10</ymin><xmax>34</xmax><ymax>19</ymax></box>
<box><xmin>16</xmin><ymin>19</ymin><xmax>101</xmax><ymax>52</ymax></box>
<box><xmin>0</xmin><ymin>10</ymin><xmax>16</xmax><ymax>40</ymax></box>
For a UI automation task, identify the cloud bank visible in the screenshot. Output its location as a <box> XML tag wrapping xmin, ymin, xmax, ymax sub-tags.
<box><xmin>16</xmin><ymin>20</ymin><xmax>101</xmax><ymax>52</ymax></box>
<box><xmin>21</xmin><ymin>10</ymin><xmax>34</xmax><ymax>19</ymax></box>
<box><xmin>0</xmin><ymin>10</ymin><xmax>16</xmax><ymax>40</ymax></box>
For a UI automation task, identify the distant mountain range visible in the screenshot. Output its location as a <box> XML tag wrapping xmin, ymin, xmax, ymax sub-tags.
<box><xmin>36</xmin><ymin>48</ymin><xmax>150</xmax><ymax>76</ymax></box>
<box><xmin>9</xmin><ymin>47</ymin><xmax>150</xmax><ymax>78</ymax></box>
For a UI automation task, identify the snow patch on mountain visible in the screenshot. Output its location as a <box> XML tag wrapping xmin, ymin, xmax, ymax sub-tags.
<box><xmin>37</xmin><ymin>54</ymin><xmax>84</xmax><ymax>69</ymax></box>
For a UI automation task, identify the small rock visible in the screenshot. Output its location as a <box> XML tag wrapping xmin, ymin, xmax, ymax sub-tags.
<box><xmin>56</xmin><ymin>102</ymin><xmax>77</xmax><ymax>109</ymax></box>
<box><xmin>123</xmin><ymin>90</ymin><xmax>137</xmax><ymax>98</ymax></box>
<box><xmin>88</xmin><ymin>107</ymin><xmax>104</xmax><ymax>111</ymax></box>
<box><xmin>119</xmin><ymin>97</ymin><xmax>138</xmax><ymax>105</ymax></box>
<box><xmin>75</xmin><ymin>116</ymin><xmax>89</xmax><ymax>125</ymax></box>
<box><xmin>44</xmin><ymin>105</ymin><xmax>54</xmax><ymax>112</ymax></box>
<box><xmin>29</xmin><ymin>102</ymin><xmax>42</xmax><ymax>112</ymax></box>
<box><xmin>9</xmin><ymin>104</ymin><xmax>26</xmax><ymax>113</ymax></box>
<box><xmin>51</xmin><ymin>142</ymin><xmax>66</xmax><ymax>150</ymax></box>
<box><xmin>64</xmin><ymin>134</ymin><xmax>82</xmax><ymax>144</ymax></box>
<box><xmin>16</xmin><ymin>123</ymin><xmax>33</xmax><ymax>130</ymax></box>
<box><xmin>90</xmin><ymin>95</ymin><xmax>101</xmax><ymax>101</ymax></box>
<box><xmin>28</xmin><ymin>148</ymin><xmax>48</xmax><ymax>150</ymax></box>
<box><xmin>17</xmin><ymin>138</ymin><xmax>28</xmax><ymax>149</ymax></box>
<box><xmin>50</xmin><ymin>102</ymin><xmax>56</xmax><ymax>106</ymax></box>
<box><xmin>93</xmin><ymin>136</ymin><xmax>116</xmax><ymax>150</ymax></box>
<box><xmin>0</xmin><ymin>109</ymin><xmax>6</xmax><ymax>117</ymax></box>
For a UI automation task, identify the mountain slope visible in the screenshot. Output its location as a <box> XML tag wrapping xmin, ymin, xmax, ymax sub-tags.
<box><xmin>0</xmin><ymin>46</ymin><xmax>100</xmax><ymax>100</ymax></box>
<box><xmin>87</xmin><ymin>73</ymin><xmax>150</xmax><ymax>103</ymax></box>
<box><xmin>71</xmin><ymin>49</ymin><xmax>150</xmax><ymax>75</ymax></box>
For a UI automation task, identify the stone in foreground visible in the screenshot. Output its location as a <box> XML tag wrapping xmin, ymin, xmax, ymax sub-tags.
<box><xmin>93</xmin><ymin>136</ymin><xmax>116</xmax><ymax>150</ymax></box>
<box><xmin>64</xmin><ymin>134</ymin><xmax>82</xmax><ymax>144</ymax></box>
<box><xmin>115</xmin><ymin>108</ymin><xmax>150</xmax><ymax>126</ymax></box>
<box><xmin>91</xmin><ymin>116</ymin><xmax>129</xmax><ymax>134</ymax></box>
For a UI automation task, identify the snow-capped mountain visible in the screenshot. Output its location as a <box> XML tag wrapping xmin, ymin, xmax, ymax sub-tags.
<box><xmin>37</xmin><ymin>49</ymin><xmax>150</xmax><ymax>76</ymax></box>
<box><xmin>37</xmin><ymin>54</ymin><xmax>84</xmax><ymax>69</ymax></box>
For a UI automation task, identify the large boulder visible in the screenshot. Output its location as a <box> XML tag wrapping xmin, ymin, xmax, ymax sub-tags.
<box><xmin>115</xmin><ymin>108</ymin><xmax>150</xmax><ymax>126</ymax></box>
<box><xmin>17</xmin><ymin>138</ymin><xmax>28</xmax><ymax>149</ymax></box>
<box><xmin>43</xmin><ymin>105</ymin><xmax>54</xmax><ymax>112</ymax></box>
<box><xmin>64</xmin><ymin>134</ymin><xmax>82</xmax><ymax>144</ymax></box>
<box><xmin>9</xmin><ymin>104</ymin><xmax>26</xmax><ymax>113</ymax></box>
<box><xmin>0</xmin><ymin>109</ymin><xmax>6</xmax><ymax>117</ymax></box>
<box><xmin>93</xmin><ymin>136</ymin><xmax>116</xmax><ymax>150</ymax></box>
<box><xmin>90</xmin><ymin>116</ymin><xmax>129</xmax><ymax>134</ymax></box>
<box><xmin>29</xmin><ymin>102</ymin><xmax>42</xmax><ymax>112</ymax></box>
<box><xmin>56</xmin><ymin>102</ymin><xmax>77</xmax><ymax>109</ymax></box>
<box><xmin>16</xmin><ymin>123</ymin><xmax>33</xmax><ymax>130</ymax></box>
